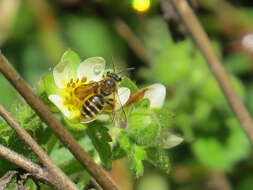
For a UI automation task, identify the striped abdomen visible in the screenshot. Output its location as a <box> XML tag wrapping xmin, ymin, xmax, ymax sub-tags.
<box><xmin>81</xmin><ymin>95</ymin><xmax>104</xmax><ymax>119</ymax></box>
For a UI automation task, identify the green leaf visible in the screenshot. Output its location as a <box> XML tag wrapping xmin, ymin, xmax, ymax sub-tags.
<box><xmin>126</xmin><ymin>106</ymin><xmax>182</xmax><ymax>148</ymax></box>
<box><xmin>112</xmin><ymin>143</ymin><xmax>126</xmax><ymax>160</ymax></box>
<box><xmin>126</xmin><ymin>108</ymin><xmax>158</xmax><ymax>146</ymax></box>
<box><xmin>146</xmin><ymin>148</ymin><xmax>170</xmax><ymax>174</ymax></box>
<box><xmin>120</xmin><ymin>77</ymin><xmax>139</xmax><ymax>93</ymax></box>
<box><xmin>119</xmin><ymin>134</ymin><xmax>147</xmax><ymax>177</ymax></box>
<box><xmin>86</xmin><ymin>124</ymin><xmax>112</xmax><ymax>169</ymax></box>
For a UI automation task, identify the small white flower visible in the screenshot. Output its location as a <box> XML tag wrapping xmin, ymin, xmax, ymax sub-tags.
<box><xmin>143</xmin><ymin>83</ymin><xmax>166</xmax><ymax>108</ymax></box>
<box><xmin>47</xmin><ymin>50</ymin><xmax>130</xmax><ymax>122</ymax></box>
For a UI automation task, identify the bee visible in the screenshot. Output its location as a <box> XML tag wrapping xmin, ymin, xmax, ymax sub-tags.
<box><xmin>74</xmin><ymin>60</ymin><xmax>129</xmax><ymax>127</ymax></box>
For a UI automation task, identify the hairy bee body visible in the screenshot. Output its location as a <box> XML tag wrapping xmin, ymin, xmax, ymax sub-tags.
<box><xmin>72</xmin><ymin>56</ymin><xmax>128</xmax><ymax>126</ymax></box>
<box><xmin>79</xmin><ymin>72</ymin><xmax>120</xmax><ymax>122</ymax></box>
<box><xmin>81</xmin><ymin>95</ymin><xmax>105</xmax><ymax>119</ymax></box>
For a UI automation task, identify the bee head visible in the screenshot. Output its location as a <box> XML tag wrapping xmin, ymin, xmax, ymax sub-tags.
<box><xmin>100</xmin><ymin>72</ymin><xmax>121</xmax><ymax>96</ymax></box>
<box><xmin>107</xmin><ymin>72</ymin><xmax>121</xmax><ymax>82</ymax></box>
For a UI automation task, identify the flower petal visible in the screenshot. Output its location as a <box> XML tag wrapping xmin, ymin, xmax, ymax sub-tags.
<box><xmin>48</xmin><ymin>94</ymin><xmax>72</xmax><ymax>119</ymax></box>
<box><xmin>53</xmin><ymin>61</ymin><xmax>75</xmax><ymax>88</ymax></box>
<box><xmin>77</xmin><ymin>57</ymin><xmax>106</xmax><ymax>82</ymax></box>
<box><xmin>115</xmin><ymin>87</ymin><xmax>131</xmax><ymax>110</ymax></box>
<box><xmin>143</xmin><ymin>83</ymin><xmax>166</xmax><ymax>108</ymax></box>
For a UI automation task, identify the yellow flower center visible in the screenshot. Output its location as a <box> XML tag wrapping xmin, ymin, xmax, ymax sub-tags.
<box><xmin>61</xmin><ymin>77</ymin><xmax>88</xmax><ymax>119</ymax></box>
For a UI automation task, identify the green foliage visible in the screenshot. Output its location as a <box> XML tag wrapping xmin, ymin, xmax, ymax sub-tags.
<box><xmin>86</xmin><ymin>124</ymin><xmax>112</xmax><ymax>169</ymax></box>
<box><xmin>120</xmin><ymin>77</ymin><xmax>139</xmax><ymax>93</ymax></box>
<box><xmin>146</xmin><ymin>148</ymin><xmax>170</xmax><ymax>174</ymax></box>
<box><xmin>37</xmin><ymin>49</ymin><xmax>181</xmax><ymax>177</ymax></box>
<box><xmin>0</xmin><ymin>104</ymin><xmax>48</xmax><ymax>175</ymax></box>
<box><xmin>2</xmin><ymin>1</ymin><xmax>253</xmax><ymax>189</ymax></box>
<box><xmin>118</xmin><ymin>134</ymin><xmax>147</xmax><ymax>177</ymax></box>
<box><xmin>140</xmin><ymin>16</ymin><xmax>250</xmax><ymax>174</ymax></box>
<box><xmin>236</xmin><ymin>176</ymin><xmax>253</xmax><ymax>190</ymax></box>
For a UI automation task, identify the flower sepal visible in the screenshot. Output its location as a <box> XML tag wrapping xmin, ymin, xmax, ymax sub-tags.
<box><xmin>125</xmin><ymin>102</ymin><xmax>183</xmax><ymax>149</ymax></box>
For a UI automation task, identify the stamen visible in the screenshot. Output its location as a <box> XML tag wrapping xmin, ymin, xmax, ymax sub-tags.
<box><xmin>81</xmin><ymin>77</ymin><xmax>87</xmax><ymax>83</ymax></box>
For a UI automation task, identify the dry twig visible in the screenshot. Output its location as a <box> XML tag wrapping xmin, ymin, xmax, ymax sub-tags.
<box><xmin>162</xmin><ymin>0</ymin><xmax>253</xmax><ymax>145</ymax></box>
<box><xmin>0</xmin><ymin>104</ymin><xmax>78</xmax><ymax>190</ymax></box>
<box><xmin>0</xmin><ymin>145</ymin><xmax>56</xmax><ymax>187</ymax></box>
<box><xmin>114</xmin><ymin>19</ymin><xmax>150</xmax><ymax>63</ymax></box>
<box><xmin>0</xmin><ymin>53</ymin><xmax>120</xmax><ymax>190</ymax></box>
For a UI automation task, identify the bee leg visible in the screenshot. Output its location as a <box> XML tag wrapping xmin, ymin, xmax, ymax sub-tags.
<box><xmin>104</xmin><ymin>98</ymin><xmax>114</xmax><ymax>110</ymax></box>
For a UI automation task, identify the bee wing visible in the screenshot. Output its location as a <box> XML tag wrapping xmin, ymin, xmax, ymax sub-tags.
<box><xmin>77</xmin><ymin>57</ymin><xmax>106</xmax><ymax>82</ymax></box>
<box><xmin>114</xmin><ymin>87</ymin><xmax>130</xmax><ymax>110</ymax></box>
<box><xmin>112</xmin><ymin>87</ymin><xmax>131</xmax><ymax>128</ymax></box>
<box><xmin>112</xmin><ymin>108</ymin><xmax>127</xmax><ymax>128</ymax></box>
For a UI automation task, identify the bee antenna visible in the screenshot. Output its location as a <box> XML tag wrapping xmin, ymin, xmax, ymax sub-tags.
<box><xmin>111</xmin><ymin>56</ymin><xmax>116</xmax><ymax>73</ymax></box>
<box><xmin>116</xmin><ymin>67</ymin><xmax>135</xmax><ymax>74</ymax></box>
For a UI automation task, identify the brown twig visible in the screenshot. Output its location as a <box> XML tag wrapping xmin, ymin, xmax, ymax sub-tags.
<box><xmin>114</xmin><ymin>19</ymin><xmax>150</xmax><ymax>63</ymax></box>
<box><xmin>0</xmin><ymin>144</ymin><xmax>56</xmax><ymax>187</ymax></box>
<box><xmin>162</xmin><ymin>0</ymin><xmax>253</xmax><ymax>145</ymax></box>
<box><xmin>0</xmin><ymin>104</ymin><xmax>78</xmax><ymax>190</ymax></box>
<box><xmin>0</xmin><ymin>53</ymin><xmax>120</xmax><ymax>190</ymax></box>
<box><xmin>0</xmin><ymin>170</ymin><xmax>18</xmax><ymax>190</ymax></box>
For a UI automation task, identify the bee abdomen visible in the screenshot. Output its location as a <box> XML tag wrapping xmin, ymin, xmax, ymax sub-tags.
<box><xmin>82</xmin><ymin>95</ymin><xmax>104</xmax><ymax>118</ymax></box>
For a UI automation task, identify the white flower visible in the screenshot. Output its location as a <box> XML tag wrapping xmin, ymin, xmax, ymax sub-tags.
<box><xmin>47</xmin><ymin>50</ymin><xmax>130</xmax><ymax>122</ymax></box>
<box><xmin>143</xmin><ymin>83</ymin><xmax>166</xmax><ymax>108</ymax></box>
